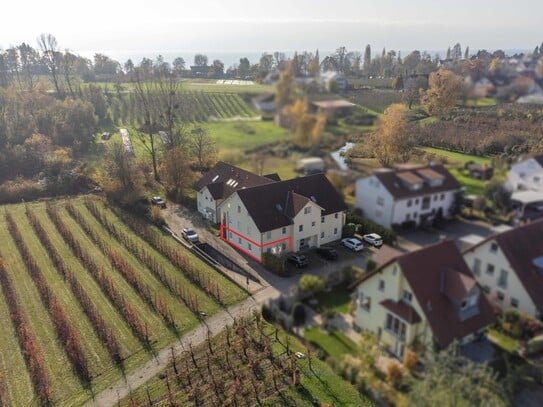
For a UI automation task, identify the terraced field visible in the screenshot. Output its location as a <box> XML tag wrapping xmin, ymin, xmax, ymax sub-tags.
<box><xmin>179</xmin><ymin>91</ymin><xmax>256</xmax><ymax>122</ymax></box>
<box><xmin>0</xmin><ymin>196</ymin><xmax>246</xmax><ymax>406</ymax></box>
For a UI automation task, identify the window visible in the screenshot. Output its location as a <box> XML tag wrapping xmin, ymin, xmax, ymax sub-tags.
<box><xmin>407</xmin><ymin>199</ymin><xmax>412</xmax><ymax>207</ymax></box>
<box><xmin>422</xmin><ymin>196</ymin><xmax>431</xmax><ymax>210</ymax></box>
<box><xmin>405</xmin><ymin>213</ymin><xmax>411</xmax><ymax>221</ymax></box>
<box><xmin>473</xmin><ymin>258</ymin><xmax>481</xmax><ymax>276</ymax></box>
<box><xmin>415</xmin><ymin>198</ymin><xmax>419</xmax><ymax>205</ymax></box>
<box><xmin>413</xmin><ymin>212</ymin><xmax>418</xmax><ymax>218</ymax></box>
<box><xmin>334</xmin><ymin>227</ymin><xmax>338</xmax><ymax>235</ymax></box>
<box><xmin>440</xmin><ymin>193</ymin><xmax>445</xmax><ymax>201</ymax></box>
<box><xmin>433</xmin><ymin>195</ymin><xmax>438</xmax><ymax>201</ymax></box>
<box><xmin>334</xmin><ymin>213</ymin><xmax>339</xmax><ymax>219</ymax></box>
<box><xmin>248</xmin><ymin>243</ymin><xmax>252</xmax><ymax>251</ymax></box>
<box><xmin>497</xmin><ymin>291</ymin><xmax>504</xmax><ymax>302</ymax></box>
<box><xmin>534</xmin><ymin>176</ymin><xmax>541</xmax><ymax>184</ymax></box>
<box><xmin>238</xmin><ymin>237</ymin><xmax>242</xmax><ymax>244</ymax></box>
<box><xmin>359</xmin><ymin>291</ymin><xmax>371</xmax><ymax>311</ymax></box>
<box><xmin>320</xmin><ymin>232</ymin><xmax>324</xmax><ymax>239</ymax></box>
<box><xmin>321</xmin><ymin>216</ymin><xmax>325</xmax><ymax>223</ymax></box>
<box><xmin>519</xmin><ymin>172</ymin><xmax>526</xmax><ymax>179</ymax></box>
<box><xmin>490</xmin><ymin>242</ymin><xmax>498</xmax><ymax>253</ymax></box>
<box><xmin>281</xmin><ymin>243</ymin><xmax>287</xmax><ymax>251</ymax></box>
<box><xmin>229</xmin><ymin>232</ymin><xmax>233</xmax><ymax>239</ymax></box>
<box><xmin>377</xmin><ymin>197</ymin><xmax>384</xmax><ymax>206</ymax></box>
<box><xmin>311</xmin><ymin>221</ymin><xmax>316</xmax><ymax>227</ymax></box>
<box><xmin>304</xmin><ymin>207</ymin><xmax>312</xmax><ymax>215</ymax></box>
<box><xmin>282</xmin><ymin>227</ymin><xmax>286</xmax><ymax>234</ymax></box>
<box><xmin>511</xmin><ymin>298</ymin><xmax>519</xmax><ymax>308</ymax></box>
<box><xmin>486</xmin><ymin>264</ymin><xmax>495</xmax><ymax>275</ymax></box>
<box><xmin>266</xmin><ymin>231</ymin><xmax>271</xmax><ymax>240</ymax></box>
<box><xmin>402</xmin><ymin>290</ymin><xmax>412</xmax><ymax>303</ymax></box>
<box><xmin>498</xmin><ymin>269</ymin><xmax>508</xmax><ymax>289</ymax></box>
<box><xmin>237</xmin><ymin>205</ymin><xmax>241</xmax><ymax>213</ymax></box>
<box><xmin>378</xmin><ymin>280</ymin><xmax>385</xmax><ymax>292</ymax></box>
<box><xmin>483</xmin><ymin>285</ymin><xmax>491</xmax><ymax>293</ymax></box>
<box><xmin>247</xmin><ymin>226</ymin><xmax>251</xmax><ymax>235</ymax></box>
<box><xmin>299</xmin><ymin>225</ymin><xmax>303</xmax><ymax>232</ymax></box>
<box><xmin>385</xmin><ymin>314</ymin><xmax>407</xmax><ymax>341</ymax></box>
<box><xmin>266</xmin><ymin>248</ymin><xmax>271</xmax><ymax>253</ymax></box>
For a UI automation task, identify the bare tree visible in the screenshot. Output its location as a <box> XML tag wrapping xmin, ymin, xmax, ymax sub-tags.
<box><xmin>188</xmin><ymin>127</ymin><xmax>216</xmax><ymax>170</ymax></box>
<box><xmin>37</xmin><ymin>33</ymin><xmax>63</xmax><ymax>97</ymax></box>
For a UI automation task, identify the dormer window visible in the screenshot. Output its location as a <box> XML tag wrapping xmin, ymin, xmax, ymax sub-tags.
<box><xmin>490</xmin><ymin>243</ymin><xmax>498</xmax><ymax>253</ymax></box>
<box><xmin>402</xmin><ymin>290</ymin><xmax>412</xmax><ymax>303</ymax></box>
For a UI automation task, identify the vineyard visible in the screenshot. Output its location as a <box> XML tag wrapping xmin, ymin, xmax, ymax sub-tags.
<box><xmin>0</xmin><ymin>196</ymin><xmax>246</xmax><ymax>406</ymax></box>
<box><xmin>121</xmin><ymin>315</ymin><xmax>371</xmax><ymax>407</ymax></box>
<box><xmin>111</xmin><ymin>92</ymin><xmax>257</xmax><ymax>125</ymax></box>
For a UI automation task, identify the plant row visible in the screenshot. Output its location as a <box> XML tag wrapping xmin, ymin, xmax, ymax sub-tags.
<box><xmin>82</xmin><ymin>199</ymin><xmax>204</xmax><ymax>315</ymax></box>
<box><xmin>64</xmin><ymin>202</ymin><xmax>177</xmax><ymax>331</ymax></box>
<box><xmin>5</xmin><ymin>212</ymin><xmax>91</xmax><ymax>384</ymax></box>
<box><xmin>0</xmin><ymin>256</ymin><xmax>53</xmax><ymax>404</ymax></box>
<box><xmin>25</xmin><ymin>208</ymin><xmax>122</xmax><ymax>364</ymax></box>
<box><xmin>90</xmin><ymin>201</ymin><xmax>223</xmax><ymax>304</ymax></box>
<box><xmin>45</xmin><ymin>204</ymin><xmax>150</xmax><ymax>345</ymax></box>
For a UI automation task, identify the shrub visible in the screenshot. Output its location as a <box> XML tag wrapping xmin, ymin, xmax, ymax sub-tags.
<box><xmin>346</xmin><ymin>211</ymin><xmax>397</xmax><ymax>245</ymax></box>
<box><xmin>342</xmin><ymin>223</ymin><xmax>356</xmax><ymax>238</ymax></box>
<box><xmin>149</xmin><ymin>205</ymin><xmax>166</xmax><ymax>226</ymax></box>
<box><xmin>261</xmin><ymin>304</ymin><xmax>274</xmax><ymax>322</ymax></box>
<box><xmin>292</xmin><ymin>303</ymin><xmax>306</xmax><ymax>326</ymax></box>
<box><xmin>386</xmin><ymin>360</ymin><xmax>404</xmax><ymax>388</ymax></box>
<box><xmin>365</xmin><ymin>258</ymin><xmax>377</xmax><ymax>273</ymax></box>
<box><xmin>262</xmin><ymin>252</ymin><xmax>285</xmax><ymax>275</ymax></box>
<box><xmin>342</xmin><ymin>265</ymin><xmax>362</xmax><ymax>284</ymax></box>
<box><xmin>525</xmin><ymin>336</ymin><xmax>543</xmax><ymax>357</ymax></box>
<box><xmin>403</xmin><ymin>350</ymin><xmax>418</xmax><ymax>373</ymax></box>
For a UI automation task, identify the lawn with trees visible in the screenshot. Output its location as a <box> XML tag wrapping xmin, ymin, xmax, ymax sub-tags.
<box><xmin>0</xmin><ymin>196</ymin><xmax>245</xmax><ymax>406</ymax></box>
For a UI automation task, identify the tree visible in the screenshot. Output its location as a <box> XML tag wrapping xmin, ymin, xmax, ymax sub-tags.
<box><xmin>485</xmin><ymin>181</ymin><xmax>511</xmax><ymax>214</ymax></box>
<box><xmin>102</xmin><ymin>140</ymin><xmax>143</xmax><ymax>202</ymax></box>
<box><xmin>403</xmin><ymin>75</ymin><xmax>427</xmax><ymax>109</ymax></box>
<box><xmin>194</xmin><ymin>54</ymin><xmax>208</xmax><ymax>67</ymax></box>
<box><xmin>391</xmin><ymin>75</ymin><xmax>404</xmax><ymax>90</ymax></box>
<box><xmin>464</xmin><ymin>46</ymin><xmax>470</xmax><ymax>60</ymax></box>
<box><xmin>452</xmin><ymin>43</ymin><xmax>462</xmax><ymax>61</ymax></box>
<box><xmin>408</xmin><ymin>344</ymin><xmax>507</xmax><ymax>407</ymax></box>
<box><xmin>38</xmin><ymin>33</ymin><xmax>63</xmax><ymax>97</ymax></box>
<box><xmin>172</xmin><ymin>57</ymin><xmax>185</xmax><ymax>75</ymax></box>
<box><xmin>274</xmin><ymin>63</ymin><xmax>295</xmax><ymax>107</ymax></box>
<box><xmin>369</xmin><ymin>103</ymin><xmax>412</xmax><ymax>166</ymax></box>
<box><xmin>188</xmin><ymin>126</ymin><xmax>216</xmax><ymax>169</ymax></box>
<box><xmin>238</xmin><ymin>57</ymin><xmax>250</xmax><ymax>78</ymax></box>
<box><xmin>298</xmin><ymin>275</ymin><xmax>324</xmax><ymax>296</ymax></box>
<box><xmin>258</xmin><ymin>53</ymin><xmax>273</xmax><ymax>76</ymax></box>
<box><xmin>421</xmin><ymin>69</ymin><xmax>462</xmax><ymax>115</ymax></box>
<box><xmin>308</xmin><ymin>49</ymin><xmax>320</xmax><ymax>77</ymax></box>
<box><xmin>210</xmin><ymin>59</ymin><xmax>224</xmax><ymax>78</ymax></box>
<box><xmin>160</xmin><ymin>147</ymin><xmax>193</xmax><ymax>199</ymax></box>
<box><xmin>363</xmin><ymin>44</ymin><xmax>372</xmax><ymax>75</ymax></box>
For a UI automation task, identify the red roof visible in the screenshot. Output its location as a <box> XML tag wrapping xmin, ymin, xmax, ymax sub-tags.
<box><xmin>380</xmin><ymin>299</ymin><xmax>422</xmax><ymax>324</ymax></box>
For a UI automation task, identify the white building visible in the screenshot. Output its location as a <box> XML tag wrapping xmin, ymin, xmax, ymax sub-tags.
<box><xmin>355</xmin><ymin>165</ymin><xmax>462</xmax><ymax>229</ymax></box>
<box><xmin>507</xmin><ymin>155</ymin><xmax>543</xmax><ymax>193</ymax></box>
<box><xmin>195</xmin><ymin>162</ymin><xmax>278</xmax><ymax>223</ymax></box>
<box><xmin>463</xmin><ymin>219</ymin><xmax>543</xmax><ymax>318</ymax></box>
<box><xmin>219</xmin><ymin>174</ymin><xmax>347</xmax><ymax>262</ymax></box>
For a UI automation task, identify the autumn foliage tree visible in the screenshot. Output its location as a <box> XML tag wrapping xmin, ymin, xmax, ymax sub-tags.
<box><xmin>274</xmin><ymin>63</ymin><xmax>295</xmax><ymax>107</ymax></box>
<box><xmin>287</xmin><ymin>99</ymin><xmax>326</xmax><ymax>149</ymax></box>
<box><xmin>421</xmin><ymin>69</ymin><xmax>463</xmax><ymax>115</ymax></box>
<box><xmin>369</xmin><ymin>103</ymin><xmax>413</xmax><ymax>167</ymax></box>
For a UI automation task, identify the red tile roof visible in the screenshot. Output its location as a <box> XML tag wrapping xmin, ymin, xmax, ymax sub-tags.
<box><xmin>380</xmin><ymin>299</ymin><xmax>422</xmax><ymax>324</ymax></box>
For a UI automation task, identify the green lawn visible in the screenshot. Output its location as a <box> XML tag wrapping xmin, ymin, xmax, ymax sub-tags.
<box><xmin>420</xmin><ymin>146</ymin><xmax>491</xmax><ymax>165</ymax></box>
<box><xmin>309</xmin><ymin>283</ymin><xmax>353</xmax><ymax>314</ymax></box>
<box><xmin>304</xmin><ymin>327</ymin><xmax>359</xmax><ymax>359</ymax></box>
<box><xmin>208</xmin><ymin>120</ymin><xmax>290</xmax><ymax>151</ymax></box>
<box><xmin>449</xmin><ymin>168</ymin><xmax>487</xmax><ymax>196</ymax></box>
<box><xmin>487</xmin><ymin>328</ymin><xmax>518</xmax><ymax>353</ymax></box>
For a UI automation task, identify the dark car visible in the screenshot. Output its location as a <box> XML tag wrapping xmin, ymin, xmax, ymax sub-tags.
<box><xmin>151</xmin><ymin>196</ymin><xmax>166</xmax><ymax>208</ymax></box>
<box><xmin>316</xmin><ymin>246</ymin><xmax>338</xmax><ymax>260</ymax></box>
<box><xmin>286</xmin><ymin>253</ymin><xmax>309</xmax><ymax>268</ymax></box>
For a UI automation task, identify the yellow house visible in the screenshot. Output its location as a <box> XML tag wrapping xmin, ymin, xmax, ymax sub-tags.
<box><xmin>463</xmin><ymin>219</ymin><xmax>543</xmax><ymax>318</ymax></box>
<box><xmin>353</xmin><ymin>240</ymin><xmax>496</xmax><ymax>358</ymax></box>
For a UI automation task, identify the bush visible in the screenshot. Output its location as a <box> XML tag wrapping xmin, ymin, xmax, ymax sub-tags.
<box><xmin>292</xmin><ymin>303</ymin><xmax>306</xmax><ymax>326</ymax></box>
<box><xmin>342</xmin><ymin>265</ymin><xmax>362</xmax><ymax>284</ymax></box>
<box><xmin>262</xmin><ymin>252</ymin><xmax>285</xmax><ymax>275</ymax></box>
<box><xmin>400</xmin><ymin>220</ymin><xmax>417</xmax><ymax>230</ymax></box>
<box><xmin>342</xmin><ymin>223</ymin><xmax>356</xmax><ymax>238</ymax></box>
<box><xmin>261</xmin><ymin>304</ymin><xmax>274</xmax><ymax>322</ymax></box>
<box><xmin>365</xmin><ymin>258</ymin><xmax>377</xmax><ymax>273</ymax></box>
<box><xmin>346</xmin><ymin>211</ymin><xmax>397</xmax><ymax>245</ymax></box>
<box><xmin>403</xmin><ymin>350</ymin><xmax>418</xmax><ymax>373</ymax></box>
<box><xmin>149</xmin><ymin>205</ymin><xmax>166</xmax><ymax>226</ymax></box>
<box><xmin>386</xmin><ymin>360</ymin><xmax>404</xmax><ymax>388</ymax></box>
<box><xmin>525</xmin><ymin>336</ymin><xmax>543</xmax><ymax>357</ymax></box>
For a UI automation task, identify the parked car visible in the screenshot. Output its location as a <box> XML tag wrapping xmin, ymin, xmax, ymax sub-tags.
<box><xmin>286</xmin><ymin>253</ymin><xmax>309</xmax><ymax>268</ymax></box>
<box><xmin>341</xmin><ymin>237</ymin><xmax>364</xmax><ymax>252</ymax></box>
<box><xmin>151</xmin><ymin>196</ymin><xmax>166</xmax><ymax>208</ymax></box>
<box><xmin>181</xmin><ymin>228</ymin><xmax>199</xmax><ymax>243</ymax></box>
<box><xmin>316</xmin><ymin>246</ymin><xmax>338</xmax><ymax>260</ymax></box>
<box><xmin>362</xmin><ymin>233</ymin><xmax>383</xmax><ymax>247</ymax></box>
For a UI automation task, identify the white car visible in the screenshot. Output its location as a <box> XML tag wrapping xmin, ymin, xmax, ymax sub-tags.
<box><xmin>341</xmin><ymin>238</ymin><xmax>364</xmax><ymax>252</ymax></box>
<box><xmin>181</xmin><ymin>228</ymin><xmax>199</xmax><ymax>243</ymax></box>
<box><xmin>363</xmin><ymin>233</ymin><xmax>383</xmax><ymax>247</ymax></box>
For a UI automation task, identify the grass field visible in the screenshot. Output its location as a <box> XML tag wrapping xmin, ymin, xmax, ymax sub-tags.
<box><xmin>121</xmin><ymin>316</ymin><xmax>372</xmax><ymax>406</ymax></box>
<box><xmin>304</xmin><ymin>327</ymin><xmax>359</xmax><ymax>359</ymax></box>
<box><xmin>0</xmin><ymin>196</ymin><xmax>246</xmax><ymax>406</ymax></box>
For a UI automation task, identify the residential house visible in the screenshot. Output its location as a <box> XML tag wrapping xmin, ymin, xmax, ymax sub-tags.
<box><xmin>195</xmin><ymin>162</ymin><xmax>278</xmax><ymax>223</ymax></box>
<box><xmin>309</xmin><ymin>100</ymin><xmax>355</xmax><ymax>123</ymax></box>
<box><xmin>321</xmin><ymin>71</ymin><xmax>348</xmax><ymax>92</ymax></box>
<box><xmin>466</xmin><ymin>162</ymin><xmax>493</xmax><ymax>180</ymax></box>
<box><xmin>355</xmin><ymin>165</ymin><xmax>462</xmax><ymax>229</ymax></box>
<box><xmin>463</xmin><ymin>219</ymin><xmax>543</xmax><ymax>318</ymax></box>
<box><xmin>506</xmin><ymin>155</ymin><xmax>543</xmax><ymax>193</ymax></box>
<box><xmin>252</xmin><ymin>92</ymin><xmax>277</xmax><ymax>119</ymax></box>
<box><xmin>219</xmin><ymin>174</ymin><xmax>347</xmax><ymax>262</ymax></box>
<box><xmin>353</xmin><ymin>240</ymin><xmax>496</xmax><ymax>358</ymax></box>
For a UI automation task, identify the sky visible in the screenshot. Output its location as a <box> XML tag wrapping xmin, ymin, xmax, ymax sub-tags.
<box><xmin>1</xmin><ymin>0</ymin><xmax>541</xmax><ymax>63</ymax></box>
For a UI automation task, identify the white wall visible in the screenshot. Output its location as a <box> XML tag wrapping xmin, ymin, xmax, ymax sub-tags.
<box><xmin>464</xmin><ymin>240</ymin><xmax>538</xmax><ymax>317</ymax></box>
<box><xmin>319</xmin><ymin>212</ymin><xmax>344</xmax><ymax>245</ymax></box>
<box><xmin>197</xmin><ymin>187</ymin><xmax>219</xmax><ymax>222</ymax></box>
<box><xmin>507</xmin><ymin>158</ymin><xmax>543</xmax><ymax>192</ymax></box>
<box><xmin>391</xmin><ymin>190</ymin><xmax>457</xmax><ymax>226</ymax></box>
<box><xmin>355</xmin><ymin>176</ymin><xmax>395</xmax><ymax>228</ymax></box>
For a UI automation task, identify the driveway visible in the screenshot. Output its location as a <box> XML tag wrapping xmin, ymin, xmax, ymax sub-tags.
<box><xmin>397</xmin><ymin>218</ymin><xmax>494</xmax><ymax>252</ymax></box>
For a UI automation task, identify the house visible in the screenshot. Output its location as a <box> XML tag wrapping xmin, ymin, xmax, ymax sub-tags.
<box><xmin>195</xmin><ymin>162</ymin><xmax>278</xmax><ymax>223</ymax></box>
<box><xmin>506</xmin><ymin>155</ymin><xmax>543</xmax><ymax>193</ymax></box>
<box><xmin>353</xmin><ymin>240</ymin><xmax>496</xmax><ymax>358</ymax></box>
<box><xmin>355</xmin><ymin>165</ymin><xmax>462</xmax><ymax>229</ymax></box>
<box><xmin>295</xmin><ymin>157</ymin><xmax>325</xmax><ymax>175</ymax></box>
<box><xmin>309</xmin><ymin>100</ymin><xmax>355</xmax><ymax>123</ymax></box>
<box><xmin>252</xmin><ymin>92</ymin><xmax>276</xmax><ymax>119</ymax></box>
<box><xmin>219</xmin><ymin>174</ymin><xmax>347</xmax><ymax>262</ymax></box>
<box><xmin>190</xmin><ymin>66</ymin><xmax>210</xmax><ymax>77</ymax></box>
<box><xmin>321</xmin><ymin>71</ymin><xmax>348</xmax><ymax>92</ymax></box>
<box><xmin>463</xmin><ymin>219</ymin><xmax>543</xmax><ymax>318</ymax></box>
<box><xmin>510</xmin><ymin>190</ymin><xmax>543</xmax><ymax>221</ymax></box>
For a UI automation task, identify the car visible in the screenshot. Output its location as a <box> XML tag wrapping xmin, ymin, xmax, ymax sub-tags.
<box><xmin>151</xmin><ymin>196</ymin><xmax>166</xmax><ymax>208</ymax></box>
<box><xmin>181</xmin><ymin>227</ymin><xmax>199</xmax><ymax>243</ymax></box>
<box><xmin>316</xmin><ymin>246</ymin><xmax>338</xmax><ymax>260</ymax></box>
<box><xmin>286</xmin><ymin>253</ymin><xmax>309</xmax><ymax>268</ymax></box>
<box><xmin>341</xmin><ymin>237</ymin><xmax>364</xmax><ymax>252</ymax></box>
<box><xmin>362</xmin><ymin>233</ymin><xmax>383</xmax><ymax>247</ymax></box>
